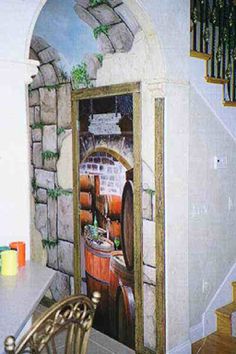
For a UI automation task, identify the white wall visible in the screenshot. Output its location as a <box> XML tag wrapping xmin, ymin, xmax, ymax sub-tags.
<box><xmin>189</xmin><ymin>85</ymin><xmax>236</xmax><ymax>327</ymax></box>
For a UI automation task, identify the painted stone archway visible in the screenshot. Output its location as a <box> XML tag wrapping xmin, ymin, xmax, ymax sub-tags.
<box><xmin>28</xmin><ymin>1</ymin><xmax>166</xmax><ymax>352</ymax></box>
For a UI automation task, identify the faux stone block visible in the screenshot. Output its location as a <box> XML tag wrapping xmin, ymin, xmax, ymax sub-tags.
<box><xmin>39</xmin><ymin>88</ymin><xmax>57</xmax><ymax>124</ymax></box>
<box><xmin>35</xmin><ymin>106</ymin><xmax>41</xmax><ymax>123</ymax></box>
<box><xmin>58</xmin><ymin>194</ymin><xmax>73</xmax><ymax>242</ymax></box>
<box><xmin>44</xmin><ymin>158</ymin><xmax>57</xmax><ymax>172</ymax></box>
<box><xmin>50</xmin><ymin>271</ymin><xmax>70</xmax><ymax>301</ymax></box>
<box><xmin>107</xmin><ymin>0</ymin><xmax>123</xmax><ymax>7</ymax></box>
<box><xmin>143</xmin><ymin>265</ymin><xmax>156</xmax><ymax>286</ymax></box>
<box><xmin>48</xmin><ymin>197</ymin><xmax>57</xmax><ymax>238</ymax></box>
<box><xmin>47</xmin><ymin>245</ymin><xmax>58</xmax><ymax>269</ymax></box>
<box><xmin>38</xmin><ymin>46</ymin><xmax>60</xmax><ymax>64</ymax></box>
<box><xmin>29</xmin><ymin>107</ymin><xmax>34</xmax><ymax>125</ymax></box>
<box><xmin>74</xmin><ymin>0</ymin><xmax>89</xmax><ymax>8</ymax></box>
<box><xmin>114</xmin><ymin>4</ymin><xmax>140</xmax><ymax>35</ymax></box>
<box><xmin>32</xmin><ymin>128</ymin><xmax>42</xmax><ymax>142</ymax></box>
<box><xmin>74</xmin><ymin>4</ymin><xmax>100</xmax><ymax>29</ymax></box>
<box><xmin>89</xmin><ymin>4</ymin><xmax>120</xmax><ymax>25</ymax></box>
<box><xmin>30</xmin><ymin>71</ymin><xmax>45</xmax><ymax>90</ymax></box>
<box><xmin>58</xmin><ymin>129</ymin><xmax>72</xmax><ymax>150</ymax></box>
<box><xmin>33</xmin><ymin>143</ymin><xmax>43</xmax><ymax>168</ymax></box>
<box><xmin>109</xmin><ymin>22</ymin><xmax>133</xmax><ymax>52</ymax></box>
<box><xmin>142</xmin><ymin>190</ymin><xmax>153</xmax><ymax>220</ymax></box>
<box><xmin>143</xmin><ymin>220</ymin><xmax>155</xmax><ymax>267</ymax></box>
<box><xmin>35</xmin><ymin>204</ymin><xmax>48</xmax><ymax>239</ymax></box>
<box><xmin>58</xmin><ymin>84</ymin><xmax>72</xmax><ymax>129</ymax></box>
<box><xmin>36</xmin><ymin>188</ymin><xmax>47</xmax><ymax>203</ymax></box>
<box><xmin>144</xmin><ymin>283</ymin><xmax>156</xmax><ymax>351</ymax></box>
<box><xmin>84</xmin><ymin>54</ymin><xmax>101</xmax><ymax>80</ymax></box>
<box><xmin>58</xmin><ymin>241</ymin><xmax>74</xmax><ymax>275</ymax></box>
<box><xmin>35</xmin><ymin>168</ymin><xmax>55</xmax><ymax>189</ymax></box>
<box><xmin>40</xmin><ymin>64</ymin><xmax>58</xmax><ymax>86</ymax></box>
<box><xmin>43</xmin><ymin>125</ymin><xmax>57</xmax><ymax>152</ymax></box>
<box><xmin>31</xmin><ymin>35</ymin><xmax>49</xmax><ymax>53</ymax></box>
<box><xmin>29</xmin><ymin>90</ymin><xmax>40</xmax><ymax>107</ymax></box>
<box><xmin>97</xmin><ymin>33</ymin><xmax>114</xmax><ymax>54</ymax></box>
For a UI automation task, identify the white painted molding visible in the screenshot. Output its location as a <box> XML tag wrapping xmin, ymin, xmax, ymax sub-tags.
<box><xmin>167</xmin><ymin>340</ymin><xmax>191</xmax><ymax>354</ymax></box>
<box><xmin>190</xmin><ymin>322</ymin><xmax>203</xmax><ymax>343</ymax></box>
<box><xmin>202</xmin><ymin>262</ymin><xmax>236</xmax><ymax>337</ymax></box>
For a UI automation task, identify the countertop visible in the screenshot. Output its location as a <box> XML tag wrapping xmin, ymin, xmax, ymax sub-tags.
<box><xmin>0</xmin><ymin>261</ymin><xmax>55</xmax><ymax>353</ymax></box>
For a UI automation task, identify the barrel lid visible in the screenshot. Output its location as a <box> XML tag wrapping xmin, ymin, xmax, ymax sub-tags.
<box><xmin>121</xmin><ymin>180</ymin><xmax>134</xmax><ymax>271</ymax></box>
<box><xmin>85</xmin><ymin>236</ymin><xmax>114</xmax><ymax>252</ymax></box>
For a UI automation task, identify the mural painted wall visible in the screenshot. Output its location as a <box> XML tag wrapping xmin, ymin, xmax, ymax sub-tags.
<box><xmin>30</xmin><ymin>0</ymin><xmax>155</xmax><ymax>351</ymax></box>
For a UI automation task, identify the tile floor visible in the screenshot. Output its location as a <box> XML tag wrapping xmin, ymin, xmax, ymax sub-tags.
<box><xmin>33</xmin><ymin>303</ymin><xmax>135</xmax><ymax>354</ymax></box>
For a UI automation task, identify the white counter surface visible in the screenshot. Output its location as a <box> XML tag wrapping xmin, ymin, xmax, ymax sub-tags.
<box><xmin>0</xmin><ymin>261</ymin><xmax>55</xmax><ymax>353</ymax></box>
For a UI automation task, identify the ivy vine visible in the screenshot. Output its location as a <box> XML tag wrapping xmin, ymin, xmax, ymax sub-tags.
<box><xmin>89</xmin><ymin>0</ymin><xmax>108</xmax><ymax>7</ymax></box>
<box><xmin>42</xmin><ymin>238</ymin><xmax>59</xmax><ymax>249</ymax></box>
<box><xmin>42</xmin><ymin>150</ymin><xmax>59</xmax><ymax>161</ymax></box>
<box><xmin>71</xmin><ymin>62</ymin><xmax>92</xmax><ymax>89</ymax></box>
<box><xmin>47</xmin><ymin>188</ymin><xmax>72</xmax><ymax>200</ymax></box>
<box><xmin>93</xmin><ymin>24</ymin><xmax>110</xmax><ymax>39</ymax></box>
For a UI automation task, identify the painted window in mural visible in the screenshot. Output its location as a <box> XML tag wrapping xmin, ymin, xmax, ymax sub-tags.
<box><xmin>79</xmin><ymin>94</ymin><xmax>135</xmax><ymax>349</ymax></box>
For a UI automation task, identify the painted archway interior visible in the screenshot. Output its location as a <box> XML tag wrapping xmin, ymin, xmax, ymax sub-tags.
<box><xmin>81</xmin><ymin>147</ymin><xmax>132</xmax><ymax>170</ymax></box>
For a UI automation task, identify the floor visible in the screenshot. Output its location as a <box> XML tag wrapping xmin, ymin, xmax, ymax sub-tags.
<box><xmin>192</xmin><ymin>332</ymin><xmax>236</xmax><ymax>354</ymax></box>
<box><xmin>34</xmin><ymin>304</ymin><xmax>135</xmax><ymax>354</ymax></box>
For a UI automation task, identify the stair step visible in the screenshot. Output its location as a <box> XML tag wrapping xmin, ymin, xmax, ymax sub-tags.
<box><xmin>205</xmin><ymin>76</ymin><xmax>228</xmax><ymax>85</ymax></box>
<box><xmin>223</xmin><ymin>101</ymin><xmax>236</xmax><ymax>107</ymax></box>
<box><xmin>192</xmin><ymin>332</ymin><xmax>236</xmax><ymax>354</ymax></box>
<box><xmin>190</xmin><ymin>50</ymin><xmax>211</xmax><ymax>60</ymax></box>
<box><xmin>215</xmin><ymin>302</ymin><xmax>236</xmax><ymax>336</ymax></box>
<box><xmin>216</xmin><ymin>302</ymin><xmax>236</xmax><ymax>318</ymax></box>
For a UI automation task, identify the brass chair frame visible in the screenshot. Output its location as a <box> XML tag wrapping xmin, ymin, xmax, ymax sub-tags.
<box><xmin>4</xmin><ymin>292</ymin><xmax>100</xmax><ymax>354</ymax></box>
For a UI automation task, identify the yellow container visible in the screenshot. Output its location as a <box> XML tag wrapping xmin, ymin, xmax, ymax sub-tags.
<box><xmin>1</xmin><ymin>250</ymin><xmax>18</xmax><ymax>276</ymax></box>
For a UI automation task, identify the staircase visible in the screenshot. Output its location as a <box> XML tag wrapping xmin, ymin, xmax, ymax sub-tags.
<box><xmin>191</xmin><ymin>0</ymin><xmax>236</xmax><ymax>106</ymax></box>
<box><xmin>192</xmin><ymin>282</ymin><xmax>236</xmax><ymax>353</ymax></box>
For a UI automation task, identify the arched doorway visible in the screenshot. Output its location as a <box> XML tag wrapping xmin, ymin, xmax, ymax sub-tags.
<box><xmin>27</xmin><ymin>1</ymin><xmax>165</xmax><ymax>353</ymax></box>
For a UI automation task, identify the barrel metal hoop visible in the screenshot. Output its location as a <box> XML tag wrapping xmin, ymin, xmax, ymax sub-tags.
<box><xmin>86</xmin><ymin>271</ymin><xmax>110</xmax><ymax>286</ymax></box>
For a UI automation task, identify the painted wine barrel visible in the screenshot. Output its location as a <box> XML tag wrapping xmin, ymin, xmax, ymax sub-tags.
<box><xmin>80</xmin><ymin>174</ymin><xmax>100</xmax><ymax>194</ymax></box>
<box><xmin>80</xmin><ymin>192</ymin><xmax>92</xmax><ymax>210</ymax></box>
<box><xmin>117</xmin><ymin>285</ymin><xmax>135</xmax><ymax>349</ymax></box>
<box><xmin>109</xmin><ymin>251</ymin><xmax>135</xmax><ymax>348</ymax></box>
<box><xmin>97</xmin><ymin>214</ymin><xmax>121</xmax><ymax>241</ymax></box>
<box><xmin>85</xmin><ymin>237</ymin><xmax>114</xmax><ymax>335</ymax></box>
<box><xmin>106</xmin><ymin>195</ymin><xmax>122</xmax><ymax>219</ymax></box>
<box><xmin>121</xmin><ymin>180</ymin><xmax>134</xmax><ymax>271</ymax></box>
<box><xmin>80</xmin><ymin>175</ymin><xmax>94</xmax><ymax>192</ymax></box>
<box><xmin>96</xmin><ymin>195</ymin><xmax>122</xmax><ymax>220</ymax></box>
<box><xmin>80</xmin><ymin>210</ymin><xmax>93</xmax><ymax>227</ymax></box>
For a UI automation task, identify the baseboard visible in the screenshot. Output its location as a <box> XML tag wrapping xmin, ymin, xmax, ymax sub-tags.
<box><xmin>190</xmin><ymin>322</ymin><xmax>203</xmax><ymax>343</ymax></box>
<box><xmin>203</xmin><ymin>262</ymin><xmax>236</xmax><ymax>337</ymax></box>
<box><xmin>167</xmin><ymin>340</ymin><xmax>191</xmax><ymax>354</ymax></box>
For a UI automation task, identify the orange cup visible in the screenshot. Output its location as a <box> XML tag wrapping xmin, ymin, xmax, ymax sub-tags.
<box><xmin>9</xmin><ymin>242</ymin><xmax>26</xmax><ymax>267</ymax></box>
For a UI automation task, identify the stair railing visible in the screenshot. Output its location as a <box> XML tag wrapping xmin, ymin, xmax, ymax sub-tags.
<box><xmin>191</xmin><ymin>0</ymin><xmax>236</xmax><ymax>104</ymax></box>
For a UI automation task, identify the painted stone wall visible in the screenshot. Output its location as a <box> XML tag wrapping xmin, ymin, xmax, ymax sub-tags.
<box><xmin>29</xmin><ymin>37</ymin><xmax>73</xmax><ymax>300</ymax></box>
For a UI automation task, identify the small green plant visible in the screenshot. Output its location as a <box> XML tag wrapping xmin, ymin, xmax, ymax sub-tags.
<box><xmin>47</xmin><ymin>188</ymin><xmax>72</xmax><ymax>200</ymax></box>
<box><xmin>42</xmin><ymin>238</ymin><xmax>59</xmax><ymax>249</ymax></box>
<box><xmin>89</xmin><ymin>0</ymin><xmax>108</xmax><ymax>7</ymax></box>
<box><xmin>96</xmin><ymin>53</ymin><xmax>104</xmax><ymax>65</ymax></box>
<box><xmin>93</xmin><ymin>24</ymin><xmax>110</xmax><ymax>39</ymax></box>
<box><xmin>57</xmin><ymin>127</ymin><xmax>66</xmax><ymax>135</ymax></box>
<box><xmin>71</xmin><ymin>62</ymin><xmax>92</xmax><ymax>89</ymax></box>
<box><xmin>31</xmin><ymin>177</ymin><xmax>38</xmax><ymax>192</ymax></box>
<box><xmin>32</xmin><ymin>122</ymin><xmax>45</xmax><ymax>130</ymax></box>
<box><xmin>45</xmin><ymin>84</ymin><xmax>62</xmax><ymax>92</ymax></box>
<box><xmin>42</xmin><ymin>150</ymin><xmax>59</xmax><ymax>161</ymax></box>
<box><xmin>145</xmin><ymin>188</ymin><xmax>155</xmax><ymax>196</ymax></box>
